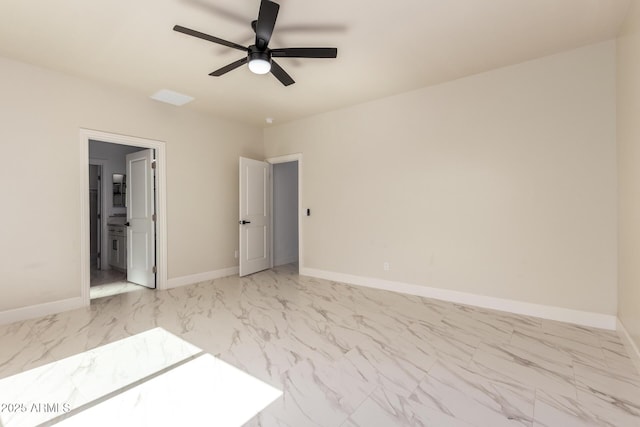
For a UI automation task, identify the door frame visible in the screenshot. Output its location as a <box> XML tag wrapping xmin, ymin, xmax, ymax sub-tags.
<box><xmin>79</xmin><ymin>129</ymin><xmax>168</xmax><ymax>306</ymax></box>
<box><xmin>266</xmin><ymin>153</ymin><xmax>303</xmax><ymax>271</ymax></box>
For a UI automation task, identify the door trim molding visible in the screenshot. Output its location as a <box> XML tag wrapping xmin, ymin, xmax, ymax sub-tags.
<box><xmin>266</xmin><ymin>153</ymin><xmax>303</xmax><ymax>271</ymax></box>
<box><xmin>79</xmin><ymin>129</ymin><xmax>168</xmax><ymax>306</ymax></box>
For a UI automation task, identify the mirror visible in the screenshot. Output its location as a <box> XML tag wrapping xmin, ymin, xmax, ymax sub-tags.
<box><xmin>113</xmin><ymin>174</ymin><xmax>126</xmax><ymax>207</ymax></box>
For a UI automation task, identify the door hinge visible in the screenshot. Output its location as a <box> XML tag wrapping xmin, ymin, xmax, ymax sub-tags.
<box><xmin>151</xmin><ymin>160</ymin><xmax>157</xmax><ymax>170</ymax></box>
<box><xmin>152</xmin><ymin>214</ymin><xmax>156</xmax><ymax>222</ymax></box>
<box><xmin>152</xmin><ymin>266</ymin><xmax>157</xmax><ymax>274</ymax></box>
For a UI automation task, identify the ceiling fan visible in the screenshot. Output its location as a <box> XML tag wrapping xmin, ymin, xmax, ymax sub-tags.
<box><xmin>173</xmin><ymin>0</ymin><xmax>338</xmax><ymax>86</ymax></box>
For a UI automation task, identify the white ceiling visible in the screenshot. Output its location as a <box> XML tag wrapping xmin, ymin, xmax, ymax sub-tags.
<box><xmin>0</xmin><ymin>0</ymin><xmax>631</xmax><ymax>127</ymax></box>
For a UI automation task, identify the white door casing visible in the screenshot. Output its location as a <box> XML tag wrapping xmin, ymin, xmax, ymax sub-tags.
<box><xmin>239</xmin><ymin>157</ymin><xmax>271</xmax><ymax>277</ymax></box>
<box><xmin>80</xmin><ymin>128</ymin><xmax>167</xmax><ymax>307</ymax></box>
<box><xmin>126</xmin><ymin>149</ymin><xmax>156</xmax><ymax>288</ymax></box>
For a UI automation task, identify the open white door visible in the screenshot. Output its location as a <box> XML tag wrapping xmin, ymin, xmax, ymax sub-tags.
<box><xmin>239</xmin><ymin>157</ymin><xmax>271</xmax><ymax>277</ymax></box>
<box><xmin>126</xmin><ymin>149</ymin><xmax>156</xmax><ymax>288</ymax></box>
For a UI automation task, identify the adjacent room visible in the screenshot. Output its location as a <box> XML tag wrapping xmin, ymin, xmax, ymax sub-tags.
<box><xmin>0</xmin><ymin>0</ymin><xmax>639</xmax><ymax>426</ymax></box>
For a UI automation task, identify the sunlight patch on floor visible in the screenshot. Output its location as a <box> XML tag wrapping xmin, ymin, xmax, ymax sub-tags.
<box><xmin>58</xmin><ymin>354</ymin><xmax>282</xmax><ymax>427</ymax></box>
<box><xmin>0</xmin><ymin>328</ymin><xmax>281</xmax><ymax>427</ymax></box>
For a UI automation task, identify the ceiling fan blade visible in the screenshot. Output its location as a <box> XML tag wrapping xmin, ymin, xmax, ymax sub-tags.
<box><xmin>271</xmin><ymin>47</ymin><xmax>338</xmax><ymax>58</ymax></box>
<box><xmin>255</xmin><ymin>0</ymin><xmax>280</xmax><ymax>49</ymax></box>
<box><xmin>173</xmin><ymin>25</ymin><xmax>248</xmax><ymax>52</ymax></box>
<box><xmin>270</xmin><ymin>60</ymin><xmax>294</xmax><ymax>86</ymax></box>
<box><xmin>209</xmin><ymin>57</ymin><xmax>248</xmax><ymax>76</ymax></box>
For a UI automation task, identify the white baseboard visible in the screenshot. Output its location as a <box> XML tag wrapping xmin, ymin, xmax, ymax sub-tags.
<box><xmin>617</xmin><ymin>318</ymin><xmax>640</xmax><ymax>376</ymax></box>
<box><xmin>274</xmin><ymin>256</ymin><xmax>299</xmax><ymax>267</ymax></box>
<box><xmin>167</xmin><ymin>266</ymin><xmax>239</xmax><ymax>289</ymax></box>
<box><xmin>0</xmin><ymin>297</ymin><xmax>85</xmax><ymax>326</ymax></box>
<box><xmin>301</xmin><ymin>268</ymin><xmax>617</xmax><ymax>330</ymax></box>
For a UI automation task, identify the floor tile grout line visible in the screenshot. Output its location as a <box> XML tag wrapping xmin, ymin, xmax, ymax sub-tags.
<box><xmin>531</xmin><ymin>388</ymin><xmax>541</xmax><ymax>427</ymax></box>
<box><xmin>570</xmin><ymin>357</ymin><xmax>579</xmax><ymax>402</ymax></box>
<box><xmin>340</xmin><ymin>384</ymin><xmax>380</xmax><ymax>426</ymax></box>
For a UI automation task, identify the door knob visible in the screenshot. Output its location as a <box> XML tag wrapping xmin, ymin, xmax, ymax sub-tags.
<box><xmin>239</xmin><ymin>220</ymin><xmax>251</xmax><ymax>225</ymax></box>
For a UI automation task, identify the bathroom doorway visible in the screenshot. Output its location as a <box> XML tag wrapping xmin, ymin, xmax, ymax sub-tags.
<box><xmin>80</xmin><ymin>129</ymin><xmax>167</xmax><ymax>306</ymax></box>
<box><xmin>87</xmin><ymin>140</ymin><xmax>157</xmax><ymax>299</ymax></box>
<box><xmin>83</xmin><ymin>130</ymin><xmax>165</xmax><ymax>300</ymax></box>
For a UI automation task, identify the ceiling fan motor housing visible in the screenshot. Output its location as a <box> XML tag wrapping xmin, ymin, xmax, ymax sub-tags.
<box><xmin>248</xmin><ymin>45</ymin><xmax>271</xmax><ymax>64</ymax></box>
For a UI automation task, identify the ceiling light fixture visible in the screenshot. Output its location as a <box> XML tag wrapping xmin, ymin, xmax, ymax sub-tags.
<box><xmin>248</xmin><ymin>49</ymin><xmax>271</xmax><ymax>75</ymax></box>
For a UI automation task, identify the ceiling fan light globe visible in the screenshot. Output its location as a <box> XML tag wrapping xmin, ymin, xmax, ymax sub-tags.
<box><xmin>249</xmin><ymin>59</ymin><xmax>271</xmax><ymax>74</ymax></box>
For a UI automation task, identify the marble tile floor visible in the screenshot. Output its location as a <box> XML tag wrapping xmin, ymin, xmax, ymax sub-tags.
<box><xmin>0</xmin><ymin>263</ymin><xmax>639</xmax><ymax>426</ymax></box>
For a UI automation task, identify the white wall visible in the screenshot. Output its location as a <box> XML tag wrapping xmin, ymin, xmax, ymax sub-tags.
<box><xmin>0</xmin><ymin>55</ymin><xmax>262</xmax><ymax>313</ymax></box>
<box><xmin>0</xmin><ymin>38</ymin><xmax>621</xmax><ymax>322</ymax></box>
<box><xmin>617</xmin><ymin>0</ymin><xmax>640</xmax><ymax>354</ymax></box>
<box><xmin>264</xmin><ymin>41</ymin><xmax>618</xmax><ymax>315</ymax></box>
<box><xmin>273</xmin><ymin>162</ymin><xmax>299</xmax><ymax>266</ymax></box>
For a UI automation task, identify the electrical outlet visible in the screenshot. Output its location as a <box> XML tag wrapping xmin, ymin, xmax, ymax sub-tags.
<box><xmin>234</xmin><ymin>250</ymin><xmax>238</xmax><ymax>259</ymax></box>
<box><xmin>383</xmin><ymin>262</ymin><xmax>390</xmax><ymax>271</ymax></box>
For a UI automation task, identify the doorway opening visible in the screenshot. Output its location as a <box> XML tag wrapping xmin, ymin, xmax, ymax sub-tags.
<box><xmin>80</xmin><ymin>129</ymin><xmax>168</xmax><ymax>306</ymax></box>
<box><xmin>268</xmin><ymin>153</ymin><xmax>303</xmax><ymax>274</ymax></box>
<box><xmin>88</xmin><ymin>141</ymin><xmax>155</xmax><ymax>299</ymax></box>
<box><xmin>272</xmin><ymin>161</ymin><xmax>299</xmax><ymax>271</ymax></box>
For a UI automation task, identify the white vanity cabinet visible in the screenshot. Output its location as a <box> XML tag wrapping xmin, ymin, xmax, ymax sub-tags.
<box><xmin>108</xmin><ymin>224</ymin><xmax>127</xmax><ymax>271</ymax></box>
